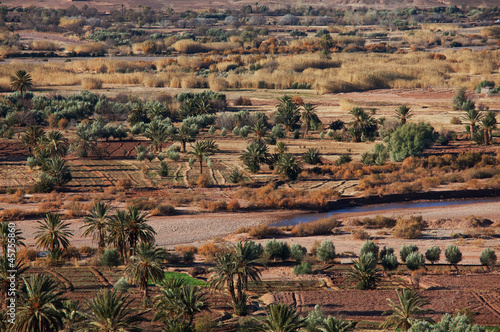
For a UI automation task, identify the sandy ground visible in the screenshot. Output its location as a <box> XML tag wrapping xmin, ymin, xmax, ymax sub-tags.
<box><xmin>13</xmin><ymin>199</ymin><xmax>500</xmax><ymax>265</ymax></box>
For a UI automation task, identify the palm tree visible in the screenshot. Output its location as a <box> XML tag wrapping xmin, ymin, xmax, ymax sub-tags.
<box><xmin>347</xmin><ymin>254</ymin><xmax>381</xmax><ymax>290</ymax></box>
<box><xmin>240</xmin><ymin>141</ymin><xmax>269</xmax><ymax>173</ymax></box>
<box><xmin>61</xmin><ymin>300</ymin><xmax>86</xmax><ymax>332</ymax></box>
<box><xmin>189</xmin><ymin>139</ymin><xmax>218</xmax><ymax>175</ymax></box>
<box><xmin>301</xmin><ymin>103</ymin><xmax>321</xmax><ymax>137</ymax></box>
<box><xmin>480</xmin><ymin>110</ymin><xmax>497</xmax><ymax>145</ymax></box>
<box><xmin>394</xmin><ymin>105</ymin><xmax>412</xmax><ymax>125</ymax></box>
<box><xmin>209</xmin><ymin>241</ymin><xmax>262</xmax><ymax>315</ymax></box>
<box><xmin>257</xmin><ymin>303</ymin><xmax>306</xmax><ymax>332</ymax></box>
<box><xmin>86</xmin><ymin>288</ymin><xmax>145</xmax><ymax>332</ymax></box>
<box><xmin>319</xmin><ymin>316</ymin><xmax>355</xmax><ymax>332</ymax></box>
<box><xmin>125</xmin><ymin>242</ymin><xmax>167</xmax><ymax>299</ymax></box>
<box><xmin>276</xmin><ymin>153</ymin><xmax>301</xmax><ymax>182</ymax></box>
<box><xmin>21</xmin><ymin>126</ymin><xmax>45</xmax><ymax>155</ymax></box>
<box><xmin>174</xmin><ymin>124</ymin><xmax>198</xmax><ymax>153</ymax></box>
<box><xmin>275</xmin><ymin>95</ymin><xmax>301</xmax><ymax>132</ymax></box>
<box><xmin>145</xmin><ymin>118</ymin><xmax>172</xmax><ymax>152</ymax></box>
<box><xmin>42</xmin><ymin>157</ymin><xmax>72</xmax><ymax>187</ymax></box>
<box><xmin>380</xmin><ymin>288</ymin><xmax>431</xmax><ymax>331</ymax></box>
<box><xmin>154</xmin><ymin>277</ymin><xmax>208</xmax><ymax>325</ymax></box>
<box><xmin>10</xmin><ymin>69</ymin><xmax>33</xmax><ymax>98</ymax></box>
<box><xmin>13</xmin><ymin>274</ymin><xmax>65</xmax><ymax>332</ymax></box>
<box><xmin>125</xmin><ymin>206</ymin><xmax>156</xmax><ymax>255</ymax></box>
<box><xmin>35</xmin><ymin>213</ymin><xmax>73</xmax><ymax>252</ymax></box>
<box><xmin>0</xmin><ymin>254</ymin><xmax>28</xmax><ymax>291</ymax></box>
<box><xmin>0</xmin><ymin>221</ymin><xmax>25</xmax><ymax>256</ymax></box>
<box><xmin>462</xmin><ymin>108</ymin><xmax>484</xmax><ymax>140</ymax></box>
<box><xmin>107</xmin><ymin>209</ymin><xmax>129</xmax><ymax>262</ymax></box>
<box><xmin>43</xmin><ymin>130</ymin><xmax>69</xmax><ymax>157</ymax></box>
<box><xmin>252</xmin><ymin>120</ymin><xmax>268</xmax><ymax>142</ymax></box>
<box><xmin>81</xmin><ymin>201</ymin><xmax>110</xmax><ymax>254</ymax></box>
<box><xmin>349</xmin><ymin>107</ymin><xmax>377</xmax><ymax>142</ymax></box>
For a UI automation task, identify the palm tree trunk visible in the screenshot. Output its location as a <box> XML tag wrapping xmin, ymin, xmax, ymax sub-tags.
<box><xmin>227</xmin><ymin>279</ymin><xmax>236</xmax><ymax>307</ymax></box>
<box><xmin>182</xmin><ymin>141</ymin><xmax>186</xmax><ymax>153</ymax></box>
<box><xmin>236</xmin><ymin>275</ymin><xmax>243</xmax><ymax>303</ymax></box>
<box><xmin>199</xmin><ymin>158</ymin><xmax>203</xmax><ymax>175</ymax></box>
<box><xmin>144</xmin><ymin>285</ymin><xmax>148</xmax><ymax>299</ymax></box>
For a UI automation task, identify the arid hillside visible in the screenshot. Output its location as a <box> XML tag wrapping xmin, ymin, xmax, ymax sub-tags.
<box><xmin>4</xmin><ymin>0</ymin><xmax>500</xmax><ymax>10</ymax></box>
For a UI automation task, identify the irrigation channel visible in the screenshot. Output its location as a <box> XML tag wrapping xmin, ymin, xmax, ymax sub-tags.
<box><xmin>273</xmin><ymin>197</ymin><xmax>500</xmax><ymax>227</ymax></box>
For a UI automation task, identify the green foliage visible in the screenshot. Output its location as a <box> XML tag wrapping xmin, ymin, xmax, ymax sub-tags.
<box><xmin>259</xmin><ymin>303</ymin><xmax>307</xmax><ymax>332</ymax></box>
<box><xmin>240</xmin><ymin>142</ymin><xmax>269</xmax><ymax>174</ymax></box>
<box><xmin>316</xmin><ymin>240</ymin><xmax>336</xmax><ymax>263</ymax></box>
<box><xmin>10</xmin><ymin>70</ymin><xmax>33</xmax><ymax>97</ymax></box>
<box><xmin>275</xmin><ymin>95</ymin><xmax>301</xmax><ymax>132</ymax></box>
<box><xmin>379</xmin><ymin>246</ymin><xmax>394</xmax><ymax>260</ymax></box>
<box><xmin>409</xmin><ymin>314</ymin><xmax>485</xmax><ymax>332</ymax></box>
<box><xmin>361</xmin><ymin>143</ymin><xmax>388</xmax><ymax>166</ymax></box>
<box><xmin>114</xmin><ymin>277</ymin><xmax>130</xmax><ymax>293</ymax></box>
<box><xmin>475</xmin><ymin>80</ymin><xmax>495</xmax><ymax>93</ymax></box>
<box><xmin>360</xmin><ymin>240</ymin><xmax>379</xmax><ymax>258</ymax></box>
<box><xmin>265</xmin><ymin>239</ymin><xmax>290</xmax><ymax>261</ymax></box>
<box><xmin>335</xmin><ymin>154</ymin><xmax>352</xmax><ymax>166</ymax></box>
<box><xmin>35</xmin><ymin>213</ymin><xmax>73</xmax><ymax>252</ymax></box>
<box><xmin>101</xmin><ymin>248</ymin><xmax>122</xmax><ymax>269</ymax></box>
<box><xmin>158</xmin><ymin>161</ymin><xmax>169</xmax><ymax>177</ymax></box>
<box><xmin>400</xmin><ymin>244</ymin><xmax>419</xmax><ymax>263</ymax></box>
<box><xmin>387</xmin><ymin>122</ymin><xmax>435</xmax><ymax>161</ymax></box>
<box><xmin>348</xmin><ymin>107</ymin><xmax>377</xmax><ymax>142</ymax></box>
<box><xmin>445</xmin><ymin>245</ymin><xmax>462</xmax><ymax>267</ymax></box>
<box><xmin>479</xmin><ymin>248</ymin><xmax>497</xmax><ymax>268</ymax></box>
<box><xmin>406</xmin><ymin>251</ymin><xmax>425</xmax><ymax>271</ymax></box>
<box><xmin>293</xmin><ymin>261</ymin><xmax>312</xmax><ymax>275</ymax></box>
<box><xmin>381</xmin><ymin>289</ymin><xmax>431</xmax><ymax>331</ymax></box>
<box><xmin>348</xmin><ymin>253</ymin><xmax>381</xmax><ymax>290</ymax></box>
<box><xmin>271</xmin><ymin>124</ymin><xmax>286</xmax><ymax>138</ymax></box>
<box><xmin>290</xmin><ymin>243</ymin><xmax>307</xmax><ymax>262</ymax></box>
<box><xmin>381</xmin><ymin>253</ymin><xmax>399</xmax><ymax>271</ymax></box>
<box><xmin>425</xmin><ymin>246</ymin><xmax>441</xmax><ymax>264</ymax></box>
<box><xmin>276</xmin><ymin>153</ymin><xmax>301</xmax><ymax>181</ymax></box>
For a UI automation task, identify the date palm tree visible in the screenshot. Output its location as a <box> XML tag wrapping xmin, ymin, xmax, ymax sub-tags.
<box><xmin>145</xmin><ymin>118</ymin><xmax>173</xmax><ymax>152</ymax></box>
<box><xmin>61</xmin><ymin>300</ymin><xmax>86</xmax><ymax>332</ymax></box>
<box><xmin>125</xmin><ymin>242</ymin><xmax>168</xmax><ymax>299</ymax></box>
<box><xmin>480</xmin><ymin>110</ymin><xmax>497</xmax><ymax>145</ymax></box>
<box><xmin>189</xmin><ymin>139</ymin><xmax>218</xmax><ymax>175</ymax></box>
<box><xmin>257</xmin><ymin>303</ymin><xmax>306</xmax><ymax>332</ymax></box>
<box><xmin>35</xmin><ymin>213</ymin><xmax>73</xmax><ymax>252</ymax></box>
<box><xmin>10</xmin><ymin>69</ymin><xmax>33</xmax><ymax>98</ymax></box>
<box><xmin>173</xmin><ymin>123</ymin><xmax>198</xmax><ymax>153</ymax></box>
<box><xmin>319</xmin><ymin>316</ymin><xmax>355</xmax><ymax>332</ymax></box>
<box><xmin>276</xmin><ymin>153</ymin><xmax>301</xmax><ymax>182</ymax></box>
<box><xmin>300</xmin><ymin>103</ymin><xmax>320</xmax><ymax>137</ymax></box>
<box><xmin>43</xmin><ymin>130</ymin><xmax>69</xmax><ymax>157</ymax></box>
<box><xmin>349</xmin><ymin>107</ymin><xmax>377</xmax><ymax>142</ymax></box>
<box><xmin>251</xmin><ymin>120</ymin><xmax>268</xmax><ymax>142</ymax></box>
<box><xmin>21</xmin><ymin>125</ymin><xmax>45</xmax><ymax>155</ymax></box>
<box><xmin>275</xmin><ymin>95</ymin><xmax>301</xmax><ymax>132</ymax></box>
<box><xmin>154</xmin><ymin>277</ymin><xmax>208</xmax><ymax>325</ymax></box>
<box><xmin>240</xmin><ymin>141</ymin><xmax>269</xmax><ymax>173</ymax></box>
<box><xmin>462</xmin><ymin>108</ymin><xmax>484</xmax><ymax>140</ymax></box>
<box><xmin>81</xmin><ymin>201</ymin><xmax>111</xmax><ymax>254</ymax></box>
<box><xmin>107</xmin><ymin>210</ymin><xmax>129</xmax><ymax>262</ymax></box>
<box><xmin>347</xmin><ymin>253</ymin><xmax>381</xmax><ymax>290</ymax></box>
<box><xmin>380</xmin><ymin>288</ymin><xmax>431</xmax><ymax>331</ymax></box>
<box><xmin>13</xmin><ymin>274</ymin><xmax>65</xmax><ymax>332</ymax></box>
<box><xmin>394</xmin><ymin>105</ymin><xmax>412</xmax><ymax>125</ymax></box>
<box><xmin>125</xmin><ymin>206</ymin><xmax>156</xmax><ymax>255</ymax></box>
<box><xmin>86</xmin><ymin>288</ymin><xmax>145</xmax><ymax>332</ymax></box>
<box><xmin>0</xmin><ymin>254</ymin><xmax>28</xmax><ymax>291</ymax></box>
<box><xmin>42</xmin><ymin>157</ymin><xmax>72</xmax><ymax>187</ymax></box>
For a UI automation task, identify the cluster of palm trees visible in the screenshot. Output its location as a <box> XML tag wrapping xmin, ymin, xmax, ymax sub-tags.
<box><xmin>461</xmin><ymin>106</ymin><xmax>497</xmax><ymax>145</ymax></box>
<box><xmin>275</xmin><ymin>95</ymin><xmax>322</xmax><ymax>136</ymax></box>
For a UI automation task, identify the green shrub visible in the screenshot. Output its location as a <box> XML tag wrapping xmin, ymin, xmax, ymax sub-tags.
<box><xmin>379</xmin><ymin>246</ymin><xmax>394</xmax><ymax>260</ymax></box>
<box><xmin>335</xmin><ymin>154</ymin><xmax>352</xmax><ymax>166</ymax></box>
<box><xmin>290</xmin><ymin>243</ymin><xmax>307</xmax><ymax>262</ymax></box>
<box><xmin>393</xmin><ymin>215</ymin><xmax>426</xmax><ymax>239</ymax></box>
<box><xmin>445</xmin><ymin>245</ymin><xmax>462</xmax><ymax>268</ymax></box>
<box><xmin>400</xmin><ymin>244</ymin><xmax>419</xmax><ymax>263</ymax></box>
<box><xmin>157</xmin><ymin>161</ymin><xmax>169</xmax><ymax>177</ymax></box>
<box><xmin>293</xmin><ymin>262</ymin><xmax>312</xmax><ymax>275</ymax></box>
<box><xmin>387</xmin><ymin>122</ymin><xmax>435</xmax><ymax>162</ymax></box>
<box><xmin>316</xmin><ymin>240</ymin><xmax>336</xmax><ymax>263</ymax></box>
<box><xmin>479</xmin><ymin>248</ymin><xmax>497</xmax><ymax>268</ymax></box>
<box><xmin>101</xmin><ymin>248</ymin><xmax>122</xmax><ymax>269</ymax></box>
<box><xmin>302</xmin><ymin>148</ymin><xmax>322</xmax><ymax>165</ymax></box>
<box><xmin>381</xmin><ymin>253</ymin><xmax>399</xmax><ymax>271</ymax></box>
<box><xmin>406</xmin><ymin>251</ymin><xmax>425</xmax><ymax>271</ymax></box>
<box><xmin>265</xmin><ymin>239</ymin><xmax>290</xmax><ymax>261</ymax></box>
<box><xmin>113</xmin><ymin>277</ymin><xmax>130</xmax><ymax>292</ymax></box>
<box><xmin>425</xmin><ymin>246</ymin><xmax>441</xmax><ymax>264</ymax></box>
<box><xmin>360</xmin><ymin>240</ymin><xmax>379</xmax><ymax>259</ymax></box>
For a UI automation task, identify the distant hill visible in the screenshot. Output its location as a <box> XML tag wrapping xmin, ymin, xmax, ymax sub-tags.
<box><xmin>4</xmin><ymin>0</ymin><xmax>500</xmax><ymax>11</ymax></box>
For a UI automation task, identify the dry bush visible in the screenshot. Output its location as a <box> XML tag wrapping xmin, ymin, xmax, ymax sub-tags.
<box><xmin>203</xmin><ymin>42</ymin><xmax>239</xmax><ymax>52</ymax></box>
<box><xmin>18</xmin><ymin>247</ymin><xmax>38</xmax><ymax>262</ymax></box>
<box><xmin>227</xmin><ymin>199</ymin><xmax>240</xmax><ymax>211</ymax></box>
<box><xmin>338</xmin><ymin>98</ymin><xmax>358</xmax><ymax>111</ymax></box>
<box><xmin>59</xmin><ymin>17</ymin><xmax>84</xmax><ymax>27</ymax></box>
<box><xmin>127</xmin><ymin>197</ymin><xmax>157</xmax><ymax>211</ymax></box>
<box><xmin>291</xmin><ymin>217</ymin><xmax>340</xmax><ymax>237</ymax></box>
<box><xmin>359</xmin><ymin>215</ymin><xmax>397</xmax><ymax>229</ymax></box>
<box><xmin>104</xmin><ymin>186</ymin><xmax>117</xmax><ymax>195</ymax></box>
<box><xmin>208</xmin><ymin>75</ymin><xmax>228</xmax><ymax>92</ymax></box>
<box><xmin>197</xmin><ymin>175</ymin><xmax>209</xmax><ymax>188</ymax></box>
<box><xmin>310</xmin><ymin>240</ymin><xmax>322</xmax><ymax>256</ymax></box>
<box><xmin>216</xmin><ymin>61</ymin><xmax>239</xmax><ymax>72</ymax></box>
<box><xmin>172</xmin><ymin>39</ymin><xmax>202</xmax><ymax>54</ymax></box>
<box><xmin>202</xmin><ymin>200</ymin><xmax>227</xmax><ymax>212</ymax></box>
<box><xmin>352</xmin><ymin>229</ymin><xmax>370</xmax><ymax>240</ymax></box>
<box><xmin>30</xmin><ymin>40</ymin><xmax>59</xmax><ymax>51</ymax></box>
<box><xmin>150</xmin><ymin>204</ymin><xmax>175</xmax><ymax>216</ymax></box>
<box><xmin>116</xmin><ymin>178</ymin><xmax>132</xmax><ymax>190</ymax></box>
<box><xmin>198</xmin><ymin>241</ymin><xmax>229</xmax><ymax>261</ymax></box>
<box><xmin>176</xmin><ymin>56</ymin><xmax>211</xmax><ymax>69</ymax></box>
<box><xmin>64</xmin><ymin>201</ymin><xmax>87</xmax><ymax>218</ymax></box>
<box><xmin>65</xmin><ymin>42</ymin><xmax>106</xmax><ymax>54</ymax></box>
<box><xmin>175</xmin><ymin>245</ymin><xmax>198</xmax><ymax>254</ymax></box>
<box><xmin>142</xmin><ymin>76</ymin><xmax>164</xmax><ymax>88</ymax></box>
<box><xmin>78</xmin><ymin>245</ymin><xmax>96</xmax><ymax>256</ymax></box>
<box><xmin>38</xmin><ymin>201</ymin><xmax>63</xmax><ymax>214</ymax></box>
<box><xmin>393</xmin><ymin>215</ymin><xmax>427</xmax><ymax>239</ymax></box>
<box><xmin>482</xmin><ymin>27</ymin><xmax>500</xmax><ymax>38</ymax></box>
<box><xmin>81</xmin><ymin>77</ymin><xmax>103</xmax><ymax>89</ymax></box>
<box><xmin>248</xmin><ymin>225</ymin><xmax>282</xmax><ymax>239</ymax></box>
